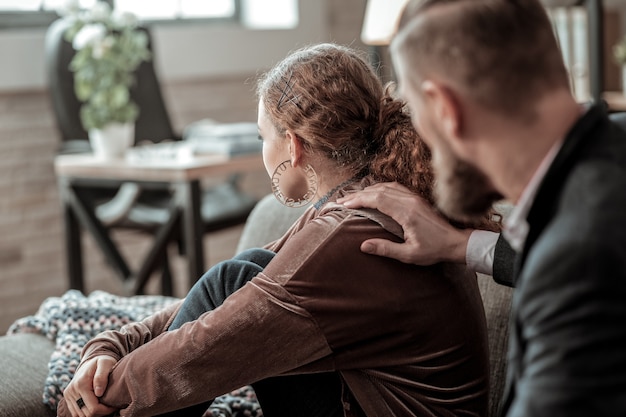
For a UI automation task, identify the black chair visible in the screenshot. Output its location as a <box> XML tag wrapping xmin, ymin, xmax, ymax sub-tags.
<box><xmin>609</xmin><ymin>111</ymin><xmax>626</xmax><ymax>131</ymax></box>
<box><xmin>45</xmin><ymin>18</ymin><xmax>258</xmax><ymax>295</ymax></box>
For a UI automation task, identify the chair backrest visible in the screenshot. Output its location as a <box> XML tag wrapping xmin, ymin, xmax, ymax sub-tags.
<box><xmin>609</xmin><ymin>111</ymin><xmax>626</xmax><ymax>132</ymax></box>
<box><xmin>45</xmin><ymin>18</ymin><xmax>178</xmax><ymax>152</ymax></box>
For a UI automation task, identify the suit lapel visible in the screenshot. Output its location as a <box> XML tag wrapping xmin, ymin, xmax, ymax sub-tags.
<box><xmin>499</xmin><ymin>105</ymin><xmax>607</xmax><ymax>417</ymax></box>
<box><xmin>519</xmin><ymin>105</ymin><xmax>606</xmax><ymax>270</ymax></box>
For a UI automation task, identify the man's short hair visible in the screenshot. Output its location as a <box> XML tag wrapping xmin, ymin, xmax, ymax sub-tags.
<box><xmin>392</xmin><ymin>0</ymin><xmax>571</xmax><ymax>117</ymax></box>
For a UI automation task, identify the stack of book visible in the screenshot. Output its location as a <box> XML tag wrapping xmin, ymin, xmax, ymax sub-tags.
<box><xmin>183</xmin><ymin>120</ymin><xmax>262</xmax><ymax>156</ymax></box>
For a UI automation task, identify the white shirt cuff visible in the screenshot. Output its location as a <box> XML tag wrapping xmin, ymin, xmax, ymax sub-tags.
<box><xmin>466</xmin><ymin>230</ymin><xmax>499</xmax><ymax>276</ymax></box>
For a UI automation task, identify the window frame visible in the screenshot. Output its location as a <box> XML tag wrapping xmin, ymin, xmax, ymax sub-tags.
<box><xmin>0</xmin><ymin>0</ymin><xmax>242</xmax><ymax>30</ymax></box>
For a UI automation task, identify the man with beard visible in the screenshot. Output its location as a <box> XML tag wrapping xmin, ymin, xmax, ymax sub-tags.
<box><xmin>341</xmin><ymin>0</ymin><xmax>626</xmax><ymax>416</ymax></box>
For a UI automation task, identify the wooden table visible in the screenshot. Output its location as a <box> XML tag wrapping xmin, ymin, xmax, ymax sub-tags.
<box><xmin>55</xmin><ymin>152</ymin><xmax>264</xmax><ymax>295</ymax></box>
<box><xmin>604</xmin><ymin>91</ymin><xmax>626</xmax><ymax>112</ymax></box>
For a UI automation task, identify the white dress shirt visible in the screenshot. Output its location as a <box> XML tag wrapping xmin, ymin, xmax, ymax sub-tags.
<box><xmin>466</xmin><ymin>138</ymin><xmax>565</xmax><ymax>275</ymax></box>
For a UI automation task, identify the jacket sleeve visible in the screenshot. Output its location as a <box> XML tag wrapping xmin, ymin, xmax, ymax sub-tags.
<box><xmin>493</xmin><ymin>234</ymin><xmax>516</xmax><ymax>287</ymax></box>
<box><xmin>70</xmin><ymin>276</ymin><xmax>332</xmax><ymax>417</ymax></box>
<box><xmin>507</xmin><ymin>240</ymin><xmax>626</xmax><ymax>416</ymax></box>
<box><xmin>78</xmin><ymin>300</ymin><xmax>184</xmax><ymax>364</ymax></box>
<box><xmin>55</xmin><ymin>301</ymin><xmax>185</xmax><ymax>417</ymax></box>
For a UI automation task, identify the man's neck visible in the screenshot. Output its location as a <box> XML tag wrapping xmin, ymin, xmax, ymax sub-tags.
<box><xmin>477</xmin><ymin>90</ymin><xmax>583</xmax><ymax>203</ymax></box>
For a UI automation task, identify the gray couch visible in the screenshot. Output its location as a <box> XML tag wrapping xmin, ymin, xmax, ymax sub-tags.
<box><xmin>0</xmin><ymin>194</ymin><xmax>512</xmax><ymax>417</ymax></box>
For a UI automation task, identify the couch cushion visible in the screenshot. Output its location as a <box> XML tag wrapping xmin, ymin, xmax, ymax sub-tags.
<box><xmin>477</xmin><ymin>273</ymin><xmax>513</xmax><ymax>417</ymax></box>
<box><xmin>0</xmin><ymin>333</ymin><xmax>56</xmax><ymax>417</ymax></box>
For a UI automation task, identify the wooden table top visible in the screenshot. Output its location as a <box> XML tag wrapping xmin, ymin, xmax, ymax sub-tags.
<box><xmin>604</xmin><ymin>91</ymin><xmax>626</xmax><ymax>112</ymax></box>
<box><xmin>55</xmin><ymin>151</ymin><xmax>265</xmax><ymax>182</ymax></box>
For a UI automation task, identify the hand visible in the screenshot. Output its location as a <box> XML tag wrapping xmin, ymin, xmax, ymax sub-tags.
<box><xmin>61</xmin><ymin>356</ymin><xmax>118</xmax><ymax>417</ymax></box>
<box><xmin>338</xmin><ymin>182</ymin><xmax>473</xmax><ymax>265</ymax></box>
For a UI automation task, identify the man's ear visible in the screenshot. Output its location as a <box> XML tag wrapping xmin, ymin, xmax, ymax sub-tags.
<box><xmin>286</xmin><ymin>130</ymin><xmax>304</xmax><ymax>167</ymax></box>
<box><xmin>421</xmin><ymin>80</ymin><xmax>464</xmax><ymax>143</ymax></box>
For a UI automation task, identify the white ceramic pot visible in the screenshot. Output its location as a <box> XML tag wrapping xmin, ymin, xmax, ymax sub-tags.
<box><xmin>88</xmin><ymin>122</ymin><xmax>135</xmax><ymax>159</ymax></box>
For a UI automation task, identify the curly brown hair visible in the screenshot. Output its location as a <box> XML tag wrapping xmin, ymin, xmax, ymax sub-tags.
<box><xmin>257</xmin><ymin>43</ymin><xmax>499</xmax><ymax>230</ymax></box>
<box><xmin>257</xmin><ymin>44</ymin><xmax>434</xmax><ymax>199</ymax></box>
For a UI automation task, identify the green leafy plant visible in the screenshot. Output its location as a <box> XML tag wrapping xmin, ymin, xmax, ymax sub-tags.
<box><xmin>61</xmin><ymin>2</ymin><xmax>151</xmax><ymax>130</ymax></box>
<box><xmin>613</xmin><ymin>36</ymin><xmax>626</xmax><ymax>67</ymax></box>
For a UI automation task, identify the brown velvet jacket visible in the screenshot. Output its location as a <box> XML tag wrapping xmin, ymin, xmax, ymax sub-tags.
<box><xmin>57</xmin><ymin>180</ymin><xmax>489</xmax><ymax>417</ymax></box>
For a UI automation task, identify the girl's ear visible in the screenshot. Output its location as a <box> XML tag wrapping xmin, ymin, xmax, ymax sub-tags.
<box><xmin>286</xmin><ymin>130</ymin><xmax>305</xmax><ymax>167</ymax></box>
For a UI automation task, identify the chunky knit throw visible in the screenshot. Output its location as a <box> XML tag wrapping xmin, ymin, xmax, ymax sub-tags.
<box><xmin>8</xmin><ymin>290</ymin><xmax>262</xmax><ymax>417</ymax></box>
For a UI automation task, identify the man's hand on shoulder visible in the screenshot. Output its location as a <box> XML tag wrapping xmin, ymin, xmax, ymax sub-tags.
<box><xmin>338</xmin><ymin>182</ymin><xmax>472</xmax><ymax>265</ymax></box>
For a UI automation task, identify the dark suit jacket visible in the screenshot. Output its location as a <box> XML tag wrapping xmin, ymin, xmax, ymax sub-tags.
<box><xmin>498</xmin><ymin>105</ymin><xmax>626</xmax><ymax>416</ymax></box>
<box><xmin>493</xmin><ymin>234</ymin><xmax>516</xmax><ymax>286</ymax></box>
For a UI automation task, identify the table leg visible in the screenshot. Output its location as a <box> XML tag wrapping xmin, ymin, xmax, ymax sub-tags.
<box><xmin>131</xmin><ymin>204</ymin><xmax>180</xmax><ymax>295</ymax></box>
<box><xmin>179</xmin><ymin>180</ymin><xmax>205</xmax><ymax>289</ymax></box>
<box><xmin>65</xmin><ymin>183</ymin><xmax>132</xmax><ymax>281</ymax></box>
<box><xmin>59</xmin><ymin>179</ymin><xmax>84</xmax><ymax>292</ymax></box>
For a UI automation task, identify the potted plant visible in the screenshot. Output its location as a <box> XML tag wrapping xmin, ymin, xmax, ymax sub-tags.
<box><xmin>613</xmin><ymin>36</ymin><xmax>626</xmax><ymax>95</ymax></box>
<box><xmin>60</xmin><ymin>1</ymin><xmax>151</xmax><ymax>159</ymax></box>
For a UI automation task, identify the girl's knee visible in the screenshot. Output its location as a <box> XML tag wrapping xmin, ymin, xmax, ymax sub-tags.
<box><xmin>234</xmin><ymin>248</ymin><xmax>275</xmax><ymax>267</ymax></box>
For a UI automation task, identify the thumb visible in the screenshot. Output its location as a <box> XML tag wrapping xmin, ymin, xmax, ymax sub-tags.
<box><xmin>360</xmin><ymin>239</ymin><xmax>411</xmax><ymax>264</ymax></box>
<box><xmin>93</xmin><ymin>357</ymin><xmax>114</xmax><ymax>397</ymax></box>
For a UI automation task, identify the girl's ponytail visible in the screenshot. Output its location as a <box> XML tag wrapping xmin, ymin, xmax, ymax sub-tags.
<box><xmin>369</xmin><ymin>84</ymin><xmax>435</xmax><ymax>206</ymax></box>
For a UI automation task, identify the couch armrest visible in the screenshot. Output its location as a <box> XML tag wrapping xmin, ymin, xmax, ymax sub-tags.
<box><xmin>0</xmin><ymin>333</ymin><xmax>56</xmax><ymax>417</ymax></box>
<box><xmin>235</xmin><ymin>194</ymin><xmax>308</xmax><ymax>253</ymax></box>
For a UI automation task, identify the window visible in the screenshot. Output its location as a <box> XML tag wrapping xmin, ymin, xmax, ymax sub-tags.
<box><xmin>113</xmin><ymin>0</ymin><xmax>236</xmax><ymax>21</ymax></box>
<box><xmin>548</xmin><ymin>7</ymin><xmax>590</xmax><ymax>102</ymax></box>
<box><xmin>241</xmin><ymin>0</ymin><xmax>297</xmax><ymax>29</ymax></box>
<box><xmin>0</xmin><ymin>0</ymin><xmax>299</xmax><ymax>30</ymax></box>
<box><xmin>0</xmin><ymin>0</ymin><xmax>239</xmax><ymax>29</ymax></box>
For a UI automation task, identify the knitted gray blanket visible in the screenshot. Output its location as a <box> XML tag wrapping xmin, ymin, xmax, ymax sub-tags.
<box><xmin>8</xmin><ymin>290</ymin><xmax>262</xmax><ymax>417</ymax></box>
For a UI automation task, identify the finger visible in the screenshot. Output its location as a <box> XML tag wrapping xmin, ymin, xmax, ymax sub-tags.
<box><xmin>82</xmin><ymin>392</ymin><xmax>102</xmax><ymax>415</ymax></box>
<box><xmin>360</xmin><ymin>238</ymin><xmax>415</xmax><ymax>264</ymax></box>
<box><xmin>93</xmin><ymin>357</ymin><xmax>114</xmax><ymax>397</ymax></box>
<box><xmin>62</xmin><ymin>384</ymin><xmax>85</xmax><ymax>417</ymax></box>
<box><xmin>74</xmin><ymin>394</ymin><xmax>117</xmax><ymax>417</ymax></box>
<box><xmin>340</xmin><ymin>188</ymin><xmax>405</xmax><ymax>213</ymax></box>
<box><xmin>341</xmin><ymin>185</ymin><xmax>425</xmax><ymax>217</ymax></box>
<box><xmin>359</xmin><ymin>181</ymin><xmax>411</xmax><ymax>195</ymax></box>
<box><xmin>62</xmin><ymin>365</ymin><xmax>98</xmax><ymax>416</ymax></box>
<box><xmin>337</xmin><ymin>192</ymin><xmax>371</xmax><ymax>208</ymax></box>
<box><xmin>93</xmin><ymin>403</ymin><xmax>118</xmax><ymax>416</ymax></box>
<box><xmin>366</xmin><ymin>181</ymin><xmax>410</xmax><ymax>194</ymax></box>
<box><xmin>338</xmin><ymin>182</ymin><xmax>400</xmax><ymax>203</ymax></box>
<box><xmin>66</xmin><ymin>396</ymin><xmax>87</xmax><ymax>417</ymax></box>
<box><xmin>75</xmin><ymin>391</ymin><xmax>117</xmax><ymax>417</ymax></box>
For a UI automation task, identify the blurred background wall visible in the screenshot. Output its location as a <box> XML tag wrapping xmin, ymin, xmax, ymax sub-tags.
<box><xmin>1</xmin><ymin>0</ymin><xmax>626</xmax><ymax>334</ymax></box>
<box><xmin>0</xmin><ymin>0</ymin><xmax>372</xmax><ymax>333</ymax></box>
